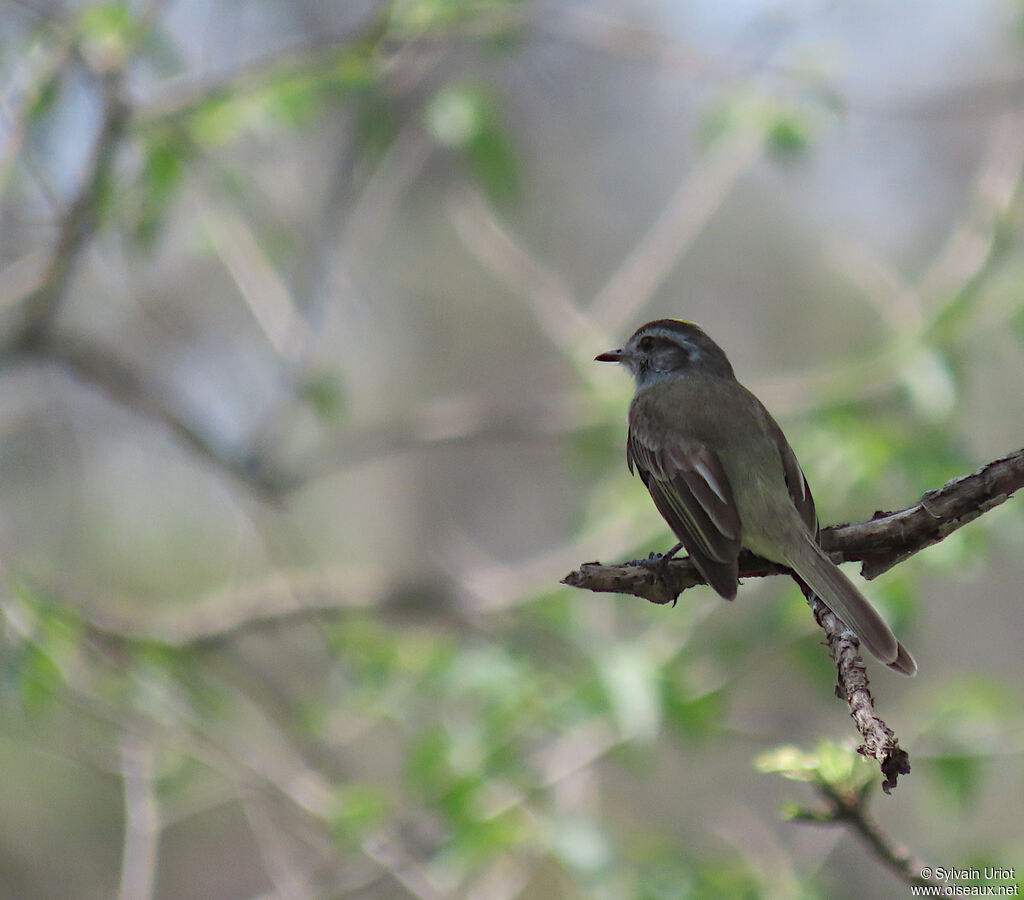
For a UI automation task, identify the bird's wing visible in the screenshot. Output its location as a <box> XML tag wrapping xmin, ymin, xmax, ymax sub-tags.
<box><xmin>627</xmin><ymin>426</ymin><xmax>742</xmax><ymax>598</ymax></box>
<box><xmin>769</xmin><ymin>420</ymin><xmax>818</xmax><ymax>536</ymax></box>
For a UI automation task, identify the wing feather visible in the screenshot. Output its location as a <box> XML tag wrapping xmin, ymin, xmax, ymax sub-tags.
<box><xmin>770</xmin><ymin>421</ymin><xmax>817</xmax><ymax>535</ymax></box>
<box><xmin>627</xmin><ymin>424</ymin><xmax>742</xmax><ymax>599</ymax></box>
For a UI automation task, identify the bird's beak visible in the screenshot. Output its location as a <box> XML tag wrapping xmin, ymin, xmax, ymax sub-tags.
<box><xmin>595</xmin><ymin>348</ymin><xmax>626</xmax><ymax>363</ymax></box>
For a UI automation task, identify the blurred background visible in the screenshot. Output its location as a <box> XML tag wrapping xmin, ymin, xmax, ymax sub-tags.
<box><xmin>1</xmin><ymin>0</ymin><xmax>1023</xmax><ymax>897</ymax></box>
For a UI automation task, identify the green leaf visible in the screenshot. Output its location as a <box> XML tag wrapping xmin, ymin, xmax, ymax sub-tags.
<box><xmin>16</xmin><ymin>642</ymin><xmax>62</xmax><ymax>713</ymax></box>
<box><xmin>755</xmin><ymin>744</ymin><xmax>821</xmax><ymax>782</ymax></box>
<box><xmin>767</xmin><ymin>111</ymin><xmax>812</xmax><ymax>157</ymax></box>
<box><xmin>328</xmin><ymin>49</ymin><xmax>377</xmax><ymax>91</ymax></box>
<box><xmin>78</xmin><ymin>1</ymin><xmax>135</xmax><ymax>40</ymax></box>
<box><xmin>301</xmin><ymin>370</ymin><xmax>347</xmax><ymax>421</ymax></box>
<box><xmin>547</xmin><ymin>815</ymin><xmax>612</xmax><ymax>875</ymax></box>
<box><xmin>2</xmin><ymin>582</ymin><xmax>80</xmax><ymax>714</ymax></box>
<box><xmin>597</xmin><ymin>646</ymin><xmax>662</xmax><ymax>740</ymax></box>
<box><xmin>688</xmin><ymin>861</ymin><xmax>764</xmax><ymax>900</ymax></box>
<box><xmin>133</xmin><ymin>132</ymin><xmax>188</xmax><ymax>244</ymax></box>
<box><xmin>425</xmin><ymin>84</ymin><xmax>519</xmax><ymax>204</ymax></box>
<box><xmin>130</xmin><ymin>641</ymin><xmax>226</xmax><ymax>720</ymax></box>
<box><xmin>923</xmin><ymin>753</ymin><xmax>983</xmax><ymax>808</ymax></box>
<box><xmin>353</xmin><ymin>88</ymin><xmax>399</xmax><ymax>158</ymax></box>
<box><xmin>144</xmin><ymin>139</ymin><xmax>183</xmax><ymax>193</ymax></box>
<box><xmin>426</xmin><ymin>85</ymin><xmax>483</xmax><ymax>148</ymax></box>
<box><xmin>756</xmin><ymin>740</ymin><xmax>872</xmax><ymax>792</ymax></box>
<box><xmin>263</xmin><ymin>73</ymin><xmax>322</xmax><ymax>128</ymax></box>
<box><xmin>466</xmin><ymin>117</ymin><xmax>519</xmax><ymax>204</ymax></box>
<box><xmin>189</xmin><ymin>94</ymin><xmax>248</xmax><ymax>146</ymax></box>
<box><xmin>700</xmin><ymin>90</ymin><xmax>828</xmax><ymax>157</ymax></box>
<box><xmin>406</xmin><ymin>725</ymin><xmax>452</xmax><ymax>792</ymax></box>
<box><xmin>78</xmin><ymin>1</ymin><xmax>147</xmax><ymax>68</ymax></box>
<box><xmin>330</xmin><ymin>784</ymin><xmax>389</xmax><ymax>844</ymax></box>
<box><xmin>27</xmin><ymin>74</ymin><xmax>61</xmax><ymax>122</ymax></box>
<box><xmin>664</xmin><ymin>685</ymin><xmax>726</xmax><ymax>739</ymax></box>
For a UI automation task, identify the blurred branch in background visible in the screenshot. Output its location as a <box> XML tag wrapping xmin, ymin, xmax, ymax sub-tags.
<box><xmin>80</xmin><ymin>567</ymin><xmax>386</xmax><ymax>644</ymax></box>
<box><xmin>34</xmin><ymin>331</ymin><xmax>296</xmax><ymax>497</ymax></box>
<box><xmin>589</xmin><ymin>128</ymin><xmax>764</xmax><ymax>335</ymax></box>
<box><xmin>117</xmin><ymin>732</ymin><xmax>158</xmax><ymax>900</ymax></box>
<box><xmin>6</xmin><ymin>63</ymin><xmax>128</xmax><ymax>346</ymax></box>
<box><xmin>758</xmin><ymin>743</ymin><xmax>937</xmax><ymax>888</ymax></box>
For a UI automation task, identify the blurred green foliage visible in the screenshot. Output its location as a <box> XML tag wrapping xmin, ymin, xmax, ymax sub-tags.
<box><xmin>1</xmin><ymin>0</ymin><xmax>1023</xmax><ymax>897</ymax></box>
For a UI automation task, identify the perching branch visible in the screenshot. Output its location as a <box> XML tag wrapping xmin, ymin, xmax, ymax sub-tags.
<box><xmin>822</xmin><ymin>447</ymin><xmax>1024</xmax><ymax>577</ymax></box>
<box><xmin>563</xmin><ymin>448</ymin><xmax>1024</xmax><ymax>787</ymax></box>
<box><xmin>563</xmin><ymin>447</ymin><xmax>1024</xmax><ymax>600</ymax></box>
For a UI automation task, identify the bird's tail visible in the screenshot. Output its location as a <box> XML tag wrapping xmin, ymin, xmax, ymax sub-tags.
<box><xmin>786</xmin><ymin>537</ymin><xmax>916</xmax><ymax>676</ymax></box>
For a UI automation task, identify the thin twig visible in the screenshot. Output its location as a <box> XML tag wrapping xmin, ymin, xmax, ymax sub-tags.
<box><xmin>793</xmin><ymin>781</ymin><xmax>936</xmax><ymax>887</ymax></box>
<box><xmin>239</xmin><ymin>793</ymin><xmax>316</xmax><ymax>900</ymax></box>
<box><xmin>131</xmin><ymin>14</ymin><xmax>389</xmax><ymax>126</ymax></box>
<box><xmin>72</xmin><ymin>567</ymin><xmax>386</xmax><ymax>645</ymax></box>
<box><xmin>918</xmin><ymin>110</ymin><xmax>1024</xmax><ymax>299</ymax></box>
<box><xmin>0</xmin><ymin>30</ymin><xmax>76</xmax><ymax>197</ymax></box>
<box><xmin>590</xmin><ymin>130</ymin><xmax>764</xmax><ymax>334</ymax></box>
<box><xmin>803</xmin><ymin>586</ymin><xmax>909</xmax><ymax>793</ymax></box>
<box><xmin>117</xmin><ymin>733</ymin><xmax>159</xmax><ymax>900</ymax></box>
<box><xmin>8</xmin><ymin>64</ymin><xmax>129</xmax><ymax>349</ymax></box>
<box><xmin>448</xmin><ymin>186</ymin><xmax>602</xmax><ymax>363</ymax></box>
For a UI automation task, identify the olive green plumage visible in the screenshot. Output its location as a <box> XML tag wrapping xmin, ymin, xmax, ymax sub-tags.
<box><xmin>597</xmin><ymin>319</ymin><xmax>915</xmax><ymax>676</ymax></box>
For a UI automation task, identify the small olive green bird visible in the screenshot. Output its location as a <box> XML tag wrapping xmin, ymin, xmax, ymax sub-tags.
<box><xmin>597</xmin><ymin>319</ymin><xmax>916</xmax><ymax>675</ymax></box>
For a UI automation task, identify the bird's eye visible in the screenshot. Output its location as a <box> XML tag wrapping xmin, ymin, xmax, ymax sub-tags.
<box><xmin>638</xmin><ymin>336</ymin><xmax>656</xmax><ymax>352</ymax></box>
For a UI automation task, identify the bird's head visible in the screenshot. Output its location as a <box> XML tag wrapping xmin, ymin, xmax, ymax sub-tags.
<box><xmin>595</xmin><ymin>319</ymin><xmax>735</xmax><ymax>388</ymax></box>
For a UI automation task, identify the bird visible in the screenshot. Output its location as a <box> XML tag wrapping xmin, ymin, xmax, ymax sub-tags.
<box><xmin>596</xmin><ymin>318</ymin><xmax>916</xmax><ymax>675</ymax></box>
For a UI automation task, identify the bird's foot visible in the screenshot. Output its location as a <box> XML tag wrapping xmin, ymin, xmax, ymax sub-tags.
<box><xmin>626</xmin><ymin>544</ymin><xmax>684</xmax><ymax>606</ymax></box>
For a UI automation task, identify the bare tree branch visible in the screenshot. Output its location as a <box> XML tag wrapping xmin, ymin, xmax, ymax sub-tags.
<box><xmin>448</xmin><ymin>186</ymin><xmax>602</xmax><ymax>362</ymax></box>
<box><xmin>0</xmin><ymin>49</ymin><xmax>306</xmax><ymax>502</ymax></box>
<box><xmin>826</xmin><ymin>447</ymin><xmax>1024</xmax><ymax>577</ymax></box>
<box><xmin>7</xmin><ymin>63</ymin><xmax>129</xmax><ymax>350</ymax></box>
<box><xmin>590</xmin><ymin>130</ymin><xmax>764</xmax><ymax>334</ymax></box>
<box><xmin>564</xmin><ymin>448</ymin><xmax>1024</xmax><ymax>786</ymax></box>
<box><xmin>131</xmin><ymin>13</ymin><xmax>389</xmax><ymax>125</ymax></box>
<box><xmin>21</xmin><ymin>332</ymin><xmax>294</xmax><ymax>500</ymax></box>
<box><xmin>75</xmin><ymin>567</ymin><xmax>385</xmax><ymax>645</ymax></box>
<box><xmin>564</xmin><ymin>448</ymin><xmax>1024</xmax><ymax>599</ymax></box>
<box><xmin>803</xmin><ymin>587</ymin><xmax>909</xmax><ymax>793</ymax></box>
